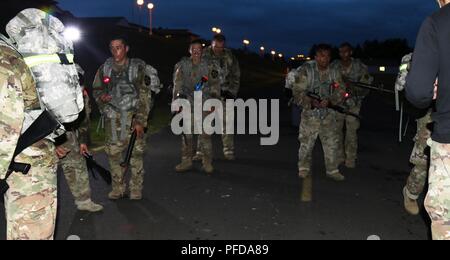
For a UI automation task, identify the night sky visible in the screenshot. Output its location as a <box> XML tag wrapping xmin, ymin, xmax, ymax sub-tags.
<box><xmin>58</xmin><ymin>0</ymin><xmax>437</xmax><ymax>57</ymax></box>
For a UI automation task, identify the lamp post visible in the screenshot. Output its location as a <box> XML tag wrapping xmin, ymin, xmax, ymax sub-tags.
<box><xmin>137</xmin><ymin>0</ymin><xmax>144</xmax><ymax>32</ymax></box>
<box><xmin>147</xmin><ymin>3</ymin><xmax>154</xmax><ymax>36</ymax></box>
<box><xmin>271</xmin><ymin>50</ymin><xmax>276</xmax><ymax>61</ymax></box>
<box><xmin>243</xmin><ymin>39</ymin><xmax>250</xmax><ymax>51</ymax></box>
<box><xmin>260</xmin><ymin>46</ymin><xmax>265</xmax><ymax>57</ymax></box>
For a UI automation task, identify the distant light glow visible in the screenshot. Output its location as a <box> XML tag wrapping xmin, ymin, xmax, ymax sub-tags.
<box><xmin>63</xmin><ymin>27</ymin><xmax>81</xmax><ymax>42</ymax></box>
<box><xmin>271</xmin><ymin>50</ymin><xmax>276</xmax><ymax>55</ymax></box>
<box><xmin>379</xmin><ymin>66</ymin><xmax>386</xmax><ymax>72</ymax></box>
<box><xmin>137</xmin><ymin>0</ymin><xmax>144</xmax><ymax>6</ymax></box>
<box><xmin>260</xmin><ymin>46</ymin><xmax>265</xmax><ymax>51</ymax></box>
<box><xmin>147</xmin><ymin>3</ymin><xmax>154</xmax><ymax>9</ymax></box>
<box><xmin>243</xmin><ymin>39</ymin><xmax>250</xmax><ymax>45</ymax></box>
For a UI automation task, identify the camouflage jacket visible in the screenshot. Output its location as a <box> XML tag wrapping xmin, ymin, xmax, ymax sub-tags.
<box><xmin>0</xmin><ymin>42</ymin><xmax>30</xmax><ymax>178</ymax></box>
<box><xmin>331</xmin><ymin>58</ymin><xmax>372</xmax><ymax>101</ymax></box>
<box><xmin>92</xmin><ymin>58</ymin><xmax>151</xmax><ymax>128</ymax></box>
<box><xmin>292</xmin><ymin>61</ymin><xmax>346</xmax><ymax>111</ymax></box>
<box><xmin>173</xmin><ymin>57</ymin><xmax>221</xmax><ymax>102</ymax></box>
<box><xmin>203</xmin><ymin>47</ymin><xmax>240</xmax><ymax>97</ymax></box>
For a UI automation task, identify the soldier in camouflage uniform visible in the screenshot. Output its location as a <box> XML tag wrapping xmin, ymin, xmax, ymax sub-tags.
<box><xmin>56</xmin><ymin>67</ymin><xmax>103</xmax><ymax>212</ymax></box>
<box><xmin>193</xmin><ymin>34</ymin><xmax>240</xmax><ymax>161</ymax></box>
<box><xmin>292</xmin><ymin>44</ymin><xmax>347</xmax><ymax>181</ymax></box>
<box><xmin>404</xmin><ymin>111</ymin><xmax>432</xmax><ymax>215</ymax></box>
<box><xmin>331</xmin><ymin>43</ymin><xmax>372</xmax><ymax>168</ymax></box>
<box><xmin>173</xmin><ymin>39</ymin><xmax>221</xmax><ymax>174</ymax></box>
<box><xmin>93</xmin><ymin>36</ymin><xmax>156</xmax><ymax>200</ymax></box>
<box><xmin>395</xmin><ymin>52</ymin><xmax>433</xmax><ymax>215</ymax></box>
<box><xmin>0</xmin><ymin>35</ymin><xmax>58</xmax><ymax>240</ymax></box>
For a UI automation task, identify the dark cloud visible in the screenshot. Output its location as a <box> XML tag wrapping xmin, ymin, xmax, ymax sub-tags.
<box><xmin>58</xmin><ymin>0</ymin><xmax>437</xmax><ymax>56</ymax></box>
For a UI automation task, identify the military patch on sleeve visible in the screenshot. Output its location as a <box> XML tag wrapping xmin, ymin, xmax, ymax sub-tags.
<box><xmin>144</xmin><ymin>75</ymin><xmax>152</xmax><ymax>86</ymax></box>
<box><xmin>211</xmin><ymin>70</ymin><xmax>219</xmax><ymax>79</ymax></box>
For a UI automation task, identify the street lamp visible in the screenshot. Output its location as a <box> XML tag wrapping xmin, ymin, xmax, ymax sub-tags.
<box><xmin>137</xmin><ymin>0</ymin><xmax>144</xmax><ymax>31</ymax></box>
<box><xmin>216</xmin><ymin>29</ymin><xmax>221</xmax><ymax>34</ymax></box>
<box><xmin>243</xmin><ymin>39</ymin><xmax>250</xmax><ymax>51</ymax></box>
<box><xmin>270</xmin><ymin>50</ymin><xmax>276</xmax><ymax>61</ymax></box>
<box><xmin>259</xmin><ymin>46</ymin><xmax>265</xmax><ymax>57</ymax></box>
<box><xmin>212</xmin><ymin>27</ymin><xmax>217</xmax><ymax>33</ymax></box>
<box><xmin>147</xmin><ymin>3</ymin><xmax>154</xmax><ymax>36</ymax></box>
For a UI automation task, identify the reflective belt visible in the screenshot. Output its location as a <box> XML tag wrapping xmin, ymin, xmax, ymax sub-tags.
<box><xmin>24</xmin><ymin>53</ymin><xmax>74</xmax><ymax>68</ymax></box>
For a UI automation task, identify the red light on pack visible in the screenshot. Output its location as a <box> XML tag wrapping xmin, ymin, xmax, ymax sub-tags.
<box><xmin>103</xmin><ymin>76</ymin><xmax>111</xmax><ymax>84</ymax></box>
<box><xmin>332</xmin><ymin>82</ymin><xmax>340</xmax><ymax>89</ymax></box>
<box><xmin>201</xmin><ymin>76</ymin><xmax>209</xmax><ymax>83</ymax></box>
<box><xmin>344</xmin><ymin>92</ymin><xmax>350</xmax><ymax>99</ymax></box>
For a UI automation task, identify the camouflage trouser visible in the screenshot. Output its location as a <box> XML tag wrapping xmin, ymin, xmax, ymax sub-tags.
<box><xmin>182</xmin><ymin>112</ymin><xmax>213</xmax><ymax>162</ymax></box>
<box><xmin>59</xmin><ymin>139</ymin><xmax>91</xmax><ymax>203</ymax></box>
<box><xmin>405</xmin><ymin>113</ymin><xmax>432</xmax><ymax>200</ymax></box>
<box><xmin>104</xmin><ymin>117</ymin><xmax>146</xmax><ymax>194</ymax></box>
<box><xmin>298</xmin><ymin>110</ymin><xmax>339</xmax><ymax>176</ymax></box>
<box><xmin>183</xmin><ymin>134</ymin><xmax>213</xmax><ymax>162</ymax></box>
<box><xmin>4</xmin><ymin>140</ymin><xmax>57</xmax><ymax>240</ymax></box>
<box><xmin>221</xmin><ymin>100</ymin><xmax>234</xmax><ymax>155</ymax></box>
<box><xmin>336</xmin><ymin>103</ymin><xmax>362</xmax><ymax>163</ymax></box>
<box><xmin>196</xmin><ymin>100</ymin><xmax>234</xmax><ymax>156</ymax></box>
<box><xmin>425</xmin><ymin>140</ymin><xmax>450</xmax><ymax>240</ymax></box>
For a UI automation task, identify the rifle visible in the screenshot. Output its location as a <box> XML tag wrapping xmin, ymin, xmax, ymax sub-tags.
<box><xmin>172</xmin><ymin>93</ymin><xmax>188</xmax><ymax>146</ymax></box>
<box><xmin>306</xmin><ymin>92</ymin><xmax>361</xmax><ymax>120</ymax></box>
<box><xmin>345</xmin><ymin>80</ymin><xmax>394</xmax><ymax>94</ymax></box>
<box><xmin>120</xmin><ymin>130</ymin><xmax>137</xmax><ymax>178</ymax></box>
<box><xmin>0</xmin><ymin>110</ymin><xmax>60</xmax><ymax>195</ymax></box>
<box><xmin>84</xmin><ymin>154</ymin><xmax>112</xmax><ymax>185</ymax></box>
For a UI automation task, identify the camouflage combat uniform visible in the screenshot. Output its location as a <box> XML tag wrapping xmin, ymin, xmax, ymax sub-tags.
<box><xmin>293</xmin><ymin>61</ymin><xmax>347</xmax><ymax>180</ymax></box>
<box><xmin>173</xmin><ymin>57</ymin><xmax>221</xmax><ymax>173</ymax></box>
<box><xmin>426</xmin><ymin>139</ymin><xmax>450</xmax><ymax>240</ymax></box>
<box><xmin>93</xmin><ymin>59</ymin><xmax>152</xmax><ymax>200</ymax></box>
<box><xmin>58</xmin><ymin>92</ymin><xmax>102</xmax><ymax>211</ymax></box>
<box><xmin>331</xmin><ymin>58</ymin><xmax>371</xmax><ymax>166</ymax></box>
<box><xmin>200</xmin><ymin>47</ymin><xmax>240</xmax><ymax>159</ymax></box>
<box><xmin>405</xmin><ymin>111</ymin><xmax>432</xmax><ymax>201</ymax></box>
<box><xmin>0</xmin><ymin>40</ymin><xmax>57</xmax><ymax>240</ymax></box>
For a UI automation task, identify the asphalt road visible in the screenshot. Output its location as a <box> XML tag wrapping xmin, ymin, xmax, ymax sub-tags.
<box><xmin>0</xmin><ymin>86</ymin><xmax>430</xmax><ymax>240</ymax></box>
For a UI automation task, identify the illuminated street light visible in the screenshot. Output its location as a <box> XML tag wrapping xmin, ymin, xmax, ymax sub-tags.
<box><xmin>137</xmin><ymin>0</ymin><xmax>144</xmax><ymax>32</ymax></box>
<box><xmin>259</xmin><ymin>46</ymin><xmax>265</xmax><ymax>57</ymax></box>
<box><xmin>278</xmin><ymin>53</ymin><xmax>283</xmax><ymax>58</ymax></box>
<box><xmin>243</xmin><ymin>39</ymin><xmax>250</xmax><ymax>46</ymax></box>
<box><xmin>291</xmin><ymin>57</ymin><xmax>295</xmax><ymax>61</ymax></box>
<box><xmin>212</xmin><ymin>27</ymin><xmax>217</xmax><ymax>32</ymax></box>
<box><xmin>147</xmin><ymin>3</ymin><xmax>154</xmax><ymax>36</ymax></box>
<box><xmin>270</xmin><ymin>50</ymin><xmax>276</xmax><ymax>61</ymax></box>
<box><xmin>63</xmin><ymin>27</ymin><xmax>81</xmax><ymax>42</ymax></box>
<box><xmin>216</xmin><ymin>29</ymin><xmax>221</xmax><ymax>34</ymax></box>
